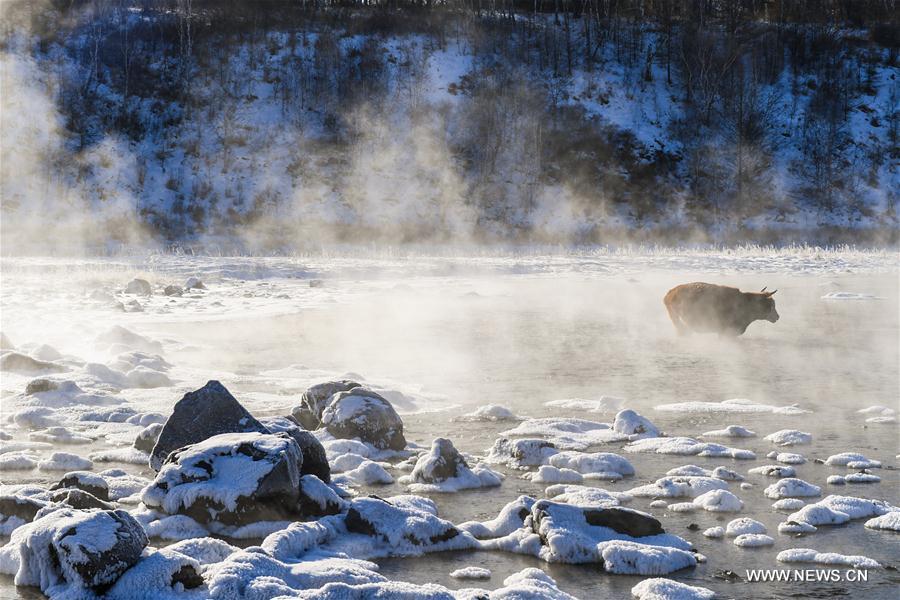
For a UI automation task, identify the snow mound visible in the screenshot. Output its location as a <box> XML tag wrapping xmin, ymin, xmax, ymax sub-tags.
<box><xmin>725</xmin><ymin>518</ymin><xmax>766</xmax><ymax>537</ymax></box>
<box><xmin>764</xmin><ymin>478</ymin><xmax>821</xmax><ymax>499</ymax></box>
<box><xmin>499</xmin><ymin>418</ymin><xmax>627</xmax><ymax>450</ymax></box>
<box><xmin>733</xmin><ymin>533</ymin><xmax>774</xmax><ymax>547</ymax></box>
<box><xmin>824</xmin><ymin>452</ymin><xmax>882</xmax><ymax>469</ymax></box>
<box><xmin>777</xmin><ymin>548</ymin><xmax>881</xmax><ymax>569</ymax></box>
<box><xmin>624</xmin><ymin>437</ymin><xmax>755</xmax><ymax>460</ymax></box>
<box><xmin>764</xmin><ymin>429</ymin><xmax>812</xmax><ymax>446</ymax></box>
<box><xmin>692</xmin><ymin>489</ymin><xmax>743</xmax><ymax>512</ymax></box>
<box><xmin>631</xmin><ymin>577</ymin><xmax>716</xmax><ymax>600</ymax></box>
<box><xmin>629</xmin><ymin>476</ymin><xmax>729</xmax><ymax>499</ymax></box>
<box><xmin>701</xmin><ymin>425</ymin><xmax>756</xmax><ymax>438</ymax></box>
<box><xmin>449</xmin><ymin>566</ymin><xmax>491</xmax><ymax>579</ymax></box>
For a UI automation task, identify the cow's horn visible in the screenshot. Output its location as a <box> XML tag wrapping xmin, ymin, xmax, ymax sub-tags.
<box><xmin>760</xmin><ymin>286</ymin><xmax>768</xmax><ymax>292</ymax></box>
<box><xmin>768</xmin><ymin>289</ymin><xmax>777</xmax><ymax>296</ymax></box>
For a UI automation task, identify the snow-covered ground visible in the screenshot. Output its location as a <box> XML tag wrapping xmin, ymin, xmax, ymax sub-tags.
<box><xmin>0</xmin><ymin>249</ymin><xmax>898</xmax><ymax>598</ymax></box>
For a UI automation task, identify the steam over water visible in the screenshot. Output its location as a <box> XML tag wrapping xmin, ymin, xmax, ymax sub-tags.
<box><xmin>1</xmin><ymin>249</ymin><xmax>898</xmax><ymax>598</ymax></box>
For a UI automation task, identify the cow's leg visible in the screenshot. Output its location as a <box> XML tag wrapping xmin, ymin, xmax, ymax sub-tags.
<box><xmin>665</xmin><ymin>303</ymin><xmax>689</xmax><ymax>336</ymax></box>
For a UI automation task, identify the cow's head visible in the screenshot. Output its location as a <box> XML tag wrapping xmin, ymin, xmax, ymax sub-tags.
<box><xmin>756</xmin><ymin>287</ymin><xmax>779</xmax><ymax>322</ymax></box>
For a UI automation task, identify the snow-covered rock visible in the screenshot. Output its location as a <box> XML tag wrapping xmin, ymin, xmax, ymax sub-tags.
<box><xmin>150</xmin><ymin>380</ymin><xmax>268</xmax><ymax>471</ymax></box>
<box><xmin>777</xmin><ymin>548</ymin><xmax>881</xmax><ymax>569</ymax></box>
<box><xmin>401</xmin><ymin>438</ymin><xmax>502</xmax><ymax>492</ymax></box>
<box><xmin>291</xmin><ymin>379</ymin><xmax>361</xmax><ymax>430</ymax></box>
<box><xmin>692</xmin><ymin>489</ymin><xmax>743</xmax><ymax>512</ymax></box>
<box><xmin>485</xmin><ymin>437</ymin><xmax>558</xmax><ymax>468</ymax></box>
<box><xmin>613</xmin><ymin>409</ymin><xmax>660</xmax><ymax>440</ymax></box>
<box><xmin>764</xmin><ymin>478</ymin><xmax>821</xmax><ymax>499</ymax></box>
<box><xmin>0</xmin><ymin>508</ymin><xmax>148</xmax><ymax>596</ymax></box>
<box><xmin>143</xmin><ymin>431</ymin><xmax>321</xmax><ymax>526</ymax></box>
<box><xmin>764</xmin><ymin>429</ymin><xmax>812</xmax><ymax>446</ymax></box>
<box><xmin>322</xmin><ymin>388</ymin><xmax>406</xmax><ymax>451</ymax></box>
<box><xmin>631</xmin><ymin>578</ymin><xmax>716</xmax><ymax>600</ymax></box>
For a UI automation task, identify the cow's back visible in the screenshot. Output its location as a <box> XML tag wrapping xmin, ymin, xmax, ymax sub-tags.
<box><xmin>665</xmin><ymin>283</ymin><xmax>741</xmax><ymax>331</ymax></box>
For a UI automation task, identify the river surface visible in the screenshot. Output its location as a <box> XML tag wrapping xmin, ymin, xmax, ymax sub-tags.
<box><xmin>1</xmin><ymin>249</ymin><xmax>898</xmax><ymax>598</ymax></box>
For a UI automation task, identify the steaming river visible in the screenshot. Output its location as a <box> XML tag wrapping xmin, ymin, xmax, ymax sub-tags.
<box><xmin>1</xmin><ymin>250</ymin><xmax>898</xmax><ymax>598</ymax></box>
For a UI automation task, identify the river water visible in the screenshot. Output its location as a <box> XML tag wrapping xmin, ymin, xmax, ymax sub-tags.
<box><xmin>1</xmin><ymin>250</ymin><xmax>897</xmax><ymax>598</ymax></box>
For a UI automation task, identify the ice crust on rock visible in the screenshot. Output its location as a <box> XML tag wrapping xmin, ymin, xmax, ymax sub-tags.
<box><xmin>654</xmin><ymin>398</ymin><xmax>810</xmax><ymax>415</ymax></box>
<box><xmin>485</xmin><ymin>437</ymin><xmax>558</xmax><ymax>468</ymax></box>
<box><xmin>624</xmin><ymin>436</ymin><xmax>755</xmax><ymax>459</ymax></box>
<box><xmin>725</xmin><ymin>518</ymin><xmax>766</xmax><ymax>536</ymax></box>
<box><xmin>764</xmin><ymin>429</ymin><xmax>812</xmax><ymax>446</ymax></box>
<box><xmin>692</xmin><ymin>489</ymin><xmax>743</xmax><ymax>512</ymax></box>
<box><xmin>628</xmin><ymin>476</ymin><xmax>729</xmax><ymax>499</ymax></box>
<box><xmin>631</xmin><ymin>578</ymin><xmax>716</xmax><ymax>600</ymax></box>
<box><xmin>499</xmin><ymin>418</ymin><xmax>628</xmax><ymax>450</ymax></box>
<box><xmin>612</xmin><ymin>409</ymin><xmax>660</xmax><ymax>440</ymax></box>
<box><xmin>748</xmin><ymin>465</ymin><xmax>795</xmax><ymax>478</ymax></box>
<box><xmin>449</xmin><ymin>566</ymin><xmax>491</xmax><ymax>579</ymax></box>
<box><xmin>824</xmin><ymin>452</ymin><xmax>882</xmax><ymax>469</ymax></box>
<box><xmin>733</xmin><ymin>533</ymin><xmax>774</xmax><ymax>547</ymax></box>
<box><xmin>400</xmin><ymin>438</ymin><xmax>503</xmax><ymax>492</ymax></box>
<box><xmin>456</xmin><ymin>404</ymin><xmax>520</xmax><ymax>421</ymax></box>
<box><xmin>701</xmin><ymin>425</ymin><xmax>756</xmax><ymax>438</ymax></box>
<box><xmin>777</xmin><ymin>548</ymin><xmax>881</xmax><ymax>569</ymax></box>
<box><xmin>763</xmin><ymin>478</ymin><xmax>821</xmax><ymax>499</ymax></box>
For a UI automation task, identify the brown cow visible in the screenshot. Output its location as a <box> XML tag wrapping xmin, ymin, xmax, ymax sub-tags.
<box><xmin>664</xmin><ymin>282</ymin><xmax>779</xmax><ymax>336</ymax></box>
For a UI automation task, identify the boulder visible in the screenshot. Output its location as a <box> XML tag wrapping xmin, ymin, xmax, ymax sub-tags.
<box><xmin>124</xmin><ymin>278</ymin><xmax>152</xmax><ymax>295</ymax></box>
<box><xmin>296</xmin><ymin>474</ymin><xmax>345</xmax><ymax>517</ymax></box>
<box><xmin>150</xmin><ymin>380</ymin><xmax>268</xmax><ymax>470</ymax></box>
<box><xmin>163</xmin><ymin>285</ymin><xmax>183</xmax><ymax>297</ymax></box>
<box><xmin>0</xmin><ymin>352</ymin><xmax>65</xmax><ymax>374</ymax></box>
<box><xmin>51</xmin><ymin>472</ymin><xmax>110</xmax><ymax>501</ymax></box>
<box><xmin>25</xmin><ymin>378</ymin><xmax>59</xmax><ymax>395</ymax></box>
<box><xmin>184</xmin><ymin>277</ymin><xmax>206</xmax><ymax>290</ymax></box>
<box><xmin>321</xmin><ymin>388</ymin><xmax>406</xmax><ymax>451</ymax></box>
<box><xmin>142</xmin><ymin>432</ymin><xmax>307</xmax><ymax>526</ymax></box>
<box><xmin>134</xmin><ymin>423</ymin><xmax>164</xmax><ymax>454</ymax></box>
<box><xmin>260</xmin><ymin>416</ymin><xmax>331</xmax><ymax>483</ymax></box>
<box><xmin>291</xmin><ymin>380</ymin><xmax>362</xmax><ymax>429</ymax></box>
<box><xmin>2</xmin><ymin>508</ymin><xmax>147</xmax><ymax>593</ymax></box>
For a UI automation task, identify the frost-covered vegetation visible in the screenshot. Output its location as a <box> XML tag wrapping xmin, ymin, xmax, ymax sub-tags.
<box><xmin>1</xmin><ymin>0</ymin><xmax>898</xmax><ymax>252</ymax></box>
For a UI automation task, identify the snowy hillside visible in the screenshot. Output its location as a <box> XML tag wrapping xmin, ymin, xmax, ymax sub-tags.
<box><xmin>0</xmin><ymin>2</ymin><xmax>897</xmax><ymax>251</ymax></box>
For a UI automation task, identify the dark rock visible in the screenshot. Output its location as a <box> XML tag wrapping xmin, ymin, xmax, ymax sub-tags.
<box><xmin>0</xmin><ymin>494</ymin><xmax>46</xmax><ymax>523</ymax></box>
<box><xmin>309</xmin><ymin>279</ymin><xmax>324</xmax><ymax>288</ymax></box>
<box><xmin>291</xmin><ymin>380</ymin><xmax>361</xmax><ymax>430</ymax></box>
<box><xmin>54</xmin><ymin>509</ymin><xmax>148</xmax><ymax>591</ymax></box>
<box><xmin>321</xmin><ymin>388</ymin><xmax>406</xmax><ymax>451</ymax></box>
<box><xmin>134</xmin><ymin>423</ymin><xmax>164</xmax><ymax>454</ymax></box>
<box><xmin>163</xmin><ymin>285</ymin><xmax>183</xmax><ymax>297</ymax></box>
<box><xmin>150</xmin><ymin>380</ymin><xmax>268</xmax><ymax>471</ymax></box>
<box><xmin>410</xmin><ymin>438</ymin><xmax>468</xmax><ymax>483</ymax></box>
<box><xmin>260</xmin><ymin>416</ymin><xmax>331</xmax><ymax>483</ymax></box>
<box><xmin>25</xmin><ymin>378</ymin><xmax>59</xmax><ymax>395</ymax></box>
<box><xmin>143</xmin><ymin>432</ymin><xmax>306</xmax><ymax>526</ymax></box>
<box><xmin>686</xmin><ymin>523</ymin><xmax>700</xmax><ymax>531</ymax></box>
<box><xmin>0</xmin><ymin>352</ymin><xmax>65</xmax><ymax>374</ymax></box>
<box><xmin>51</xmin><ymin>472</ymin><xmax>110</xmax><ymax>501</ymax></box>
<box><xmin>124</xmin><ymin>278</ymin><xmax>152</xmax><ymax>295</ymax></box>
<box><xmin>50</xmin><ymin>489</ymin><xmax>115</xmax><ymax>511</ymax></box>
<box><xmin>583</xmin><ymin>506</ymin><xmax>664</xmax><ymax>537</ymax></box>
